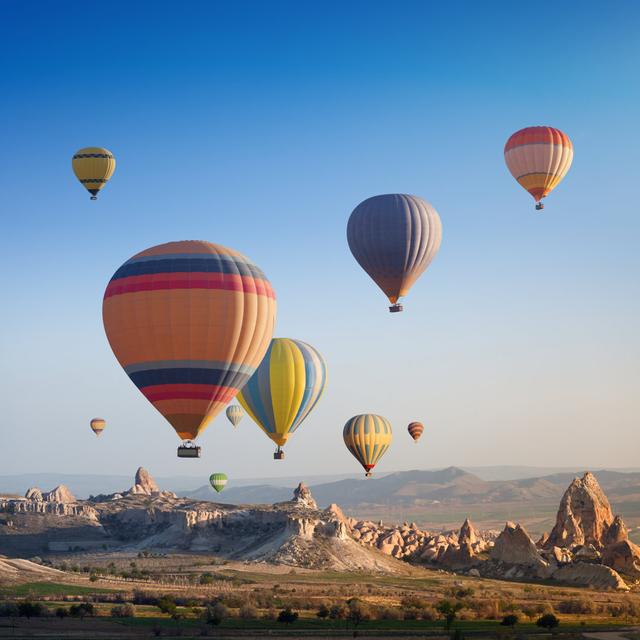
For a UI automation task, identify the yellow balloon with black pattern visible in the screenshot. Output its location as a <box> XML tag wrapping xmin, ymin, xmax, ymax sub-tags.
<box><xmin>72</xmin><ymin>147</ymin><xmax>116</xmax><ymax>200</ymax></box>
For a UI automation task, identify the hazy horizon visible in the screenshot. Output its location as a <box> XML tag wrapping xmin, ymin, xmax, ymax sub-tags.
<box><xmin>2</xmin><ymin>2</ymin><xmax>640</xmax><ymax>480</ymax></box>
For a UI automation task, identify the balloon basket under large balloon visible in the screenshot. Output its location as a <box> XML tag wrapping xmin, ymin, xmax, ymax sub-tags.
<box><xmin>274</xmin><ymin>447</ymin><xmax>284</xmax><ymax>460</ymax></box>
<box><xmin>177</xmin><ymin>441</ymin><xmax>201</xmax><ymax>458</ymax></box>
<box><xmin>90</xmin><ymin>196</ymin><xmax>97</xmax><ymax>201</ymax></box>
<box><xmin>389</xmin><ymin>304</ymin><xmax>403</xmax><ymax>313</ymax></box>
<box><xmin>365</xmin><ymin>472</ymin><xmax>372</xmax><ymax>478</ymax></box>
<box><xmin>535</xmin><ymin>202</ymin><xmax>544</xmax><ymax>211</ymax></box>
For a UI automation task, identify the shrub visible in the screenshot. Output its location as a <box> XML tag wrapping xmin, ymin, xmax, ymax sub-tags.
<box><xmin>69</xmin><ymin>603</ymin><xmax>95</xmax><ymax>619</ymax></box>
<box><xmin>277</xmin><ymin>607</ymin><xmax>298</xmax><ymax>624</ymax></box>
<box><xmin>316</xmin><ymin>604</ymin><xmax>330</xmax><ymax>619</ymax></box>
<box><xmin>329</xmin><ymin>604</ymin><xmax>346</xmax><ymax>620</ymax></box>
<box><xmin>501</xmin><ymin>614</ymin><xmax>519</xmax><ymax>627</ymax></box>
<box><xmin>55</xmin><ymin>607</ymin><xmax>69</xmax><ymax>619</ymax></box>
<box><xmin>0</xmin><ymin>603</ymin><xmax>20</xmax><ymax>617</ymax></box>
<box><xmin>536</xmin><ymin>613</ymin><xmax>560</xmax><ymax>630</ymax></box>
<box><xmin>558</xmin><ymin>599</ymin><xmax>594</xmax><ymax>615</ymax></box>
<box><xmin>421</xmin><ymin>607</ymin><xmax>438</xmax><ymax>622</ymax></box>
<box><xmin>111</xmin><ymin>603</ymin><xmax>135</xmax><ymax>618</ymax></box>
<box><xmin>157</xmin><ymin>596</ymin><xmax>177</xmax><ymax>616</ymax></box>
<box><xmin>199</xmin><ymin>572</ymin><xmax>215</xmax><ymax>585</ymax></box>
<box><xmin>377</xmin><ymin>607</ymin><xmax>402</xmax><ymax>620</ymax></box>
<box><xmin>239</xmin><ymin>605</ymin><xmax>257</xmax><ymax>620</ymax></box>
<box><xmin>18</xmin><ymin>602</ymin><xmax>47</xmax><ymax>618</ymax></box>
<box><xmin>205</xmin><ymin>602</ymin><xmax>228</xmax><ymax>626</ymax></box>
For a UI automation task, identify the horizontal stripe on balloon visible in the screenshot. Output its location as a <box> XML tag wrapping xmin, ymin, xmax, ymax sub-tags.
<box><xmin>128</xmin><ymin>367</ymin><xmax>252</xmax><ymax>389</ymax></box>
<box><xmin>124</xmin><ymin>359</ymin><xmax>255</xmax><ymax>376</ymax></box>
<box><xmin>104</xmin><ymin>272</ymin><xmax>275</xmax><ymax>299</ymax></box>
<box><xmin>110</xmin><ymin>254</ymin><xmax>267</xmax><ymax>281</ymax></box>
<box><xmin>73</xmin><ymin>153</ymin><xmax>114</xmax><ymax>159</ymax></box>
<box><xmin>142</xmin><ymin>384</ymin><xmax>237</xmax><ymax>402</ymax></box>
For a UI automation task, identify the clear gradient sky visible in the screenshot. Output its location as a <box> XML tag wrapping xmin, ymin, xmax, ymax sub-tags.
<box><xmin>1</xmin><ymin>1</ymin><xmax>639</xmax><ymax>479</ymax></box>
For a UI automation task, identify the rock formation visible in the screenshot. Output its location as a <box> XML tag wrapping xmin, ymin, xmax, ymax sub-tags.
<box><xmin>1</xmin><ymin>467</ymin><xmax>638</xmax><ymax>588</ymax></box>
<box><xmin>544</xmin><ymin>472</ymin><xmax>614</xmax><ymax>550</ymax></box>
<box><xmin>602</xmin><ymin>539</ymin><xmax>640</xmax><ymax>577</ymax></box>
<box><xmin>128</xmin><ymin>467</ymin><xmax>160</xmax><ymax>495</ymax></box>
<box><xmin>458</xmin><ymin>518</ymin><xmax>478</xmax><ymax>545</ymax></box>
<box><xmin>291</xmin><ymin>482</ymin><xmax>318</xmax><ymax>509</ymax></box>
<box><xmin>552</xmin><ymin>561</ymin><xmax>628</xmax><ymax>591</ymax></box>
<box><xmin>24</xmin><ymin>488</ymin><xmax>43</xmax><ymax>502</ymax></box>
<box><xmin>487</xmin><ymin>522</ymin><xmax>550</xmax><ymax>579</ymax></box>
<box><xmin>43</xmin><ymin>485</ymin><xmax>76</xmax><ymax>504</ymax></box>
<box><xmin>605</xmin><ymin>515</ymin><xmax>628</xmax><ymax>545</ymax></box>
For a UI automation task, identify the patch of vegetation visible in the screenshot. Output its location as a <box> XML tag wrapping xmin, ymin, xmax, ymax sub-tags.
<box><xmin>0</xmin><ymin>582</ymin><xmax>113</xmax><ymax>597</ymax></box>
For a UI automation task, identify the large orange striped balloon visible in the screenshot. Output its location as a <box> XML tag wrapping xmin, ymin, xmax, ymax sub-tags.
<box><xmin>504</xmin><ymin>126</ymin><xmax>573</xmax><ymax>210</ymax></box>
<box><xmin>407</xmin><ymin>421</ymin><xmax>423</xmax><ymax>443</ymax></box>
<box><xmin>102</xmin><ymin>241</ymin><xmax>276</xmax><ymax>442</ymax></box>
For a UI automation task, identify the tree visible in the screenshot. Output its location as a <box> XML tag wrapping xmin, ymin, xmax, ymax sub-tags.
<box><xmin>205</xmin><ymin>602</ymin><xmax>228</xmax><ymax>626</ymax></box>
<box><xmin>55</xmin><ymin>607</ymin><xmax>69</xmax><ymax>620</ymax></box>
<box><xmin>157</xmin><ymin>596</ymin><xmax>177</xmax><ymax>617</ymax></box>
<box><xmin>18</xmin><ymin>602</ymin><xmax>43</xmax><ymax>618</ymax></box>
<box><xmin>501</xmin><ymin>614</ymin><xmax>519</xmax><ymax>627</ymax></box>
<box><xmin>536</xmin><ymin>614</ymin><xmax>559</xmax><ymax>630</ymax></box>
<box><xmin>69</xmin><ymin>603</ymin><xmax>95</xmax><ymax>620</ymax></box>
<box><xmin>277</xmin><ymin>607</ymin><xmax>299</xmax><ymax>624</ymax></box>
<box><xmin>522</xmin><ymin>606</ymin><xmax>538</xmax><ymax>622</ymax></box>
<box><xmin>436</xmin><ymin>600</ymin><xmax>463</xmax><ymax>631</ymax></box>
<box><xmin>347</xmin><ymin>599</ymin><xmax>370</xmax><ymax>630</ymax></box>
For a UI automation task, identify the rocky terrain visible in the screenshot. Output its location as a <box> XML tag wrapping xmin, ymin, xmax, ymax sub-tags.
<box><xmin>1</xmin><ymin>468</ymin><xmax>639</xmax><ymax>590</ymax></box>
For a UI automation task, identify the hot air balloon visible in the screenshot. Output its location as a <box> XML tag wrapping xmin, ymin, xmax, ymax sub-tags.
<box><xmin>226</xmin><ymin>405</ymin><xmax>244</xmax><ymax>428</ymax></box>
<box><xmin>407</xmin><ymin>421</ymin><xmax>424</xmax><ymax>443</ymax></box>
<box><xmin>347</xmin><ymin>194</ymin><xmax>442</xmax><ymax>312</ymax></box>
<box><xmin>90</xmin><ymin>418</ymin><xmax>106</xmax><ymax>437</ymax></box>
<box><xmin>237</xmin><ymin>338</ymin><xmax>327</xmax><ymax>459</ymax></box>
<box><xmin>102</xmin><ymin>241</ymin><xmax>276</xmax><ymax>458</ymax></box>
<box><xmin>504</xmin><ymin>126</ymin><xmax>573</xmax><ymax>210</ymax></box>
<box><xmin>343</xmin><ymin>414</ymin><xmax>392</xmax><ymax>477</ymax></box>
<box><xmin>72</xmin><ymin>147</ymin><xmax>116</xmax><ymax>200</ymax></box>
<box><xmin>209</xmin><ymin>473</ymin><xmax>228</xmax><ymax>493</ymax></box>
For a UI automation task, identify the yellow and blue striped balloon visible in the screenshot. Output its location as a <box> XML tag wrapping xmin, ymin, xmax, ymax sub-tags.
<box><xmin>226</xmin><ymin>405</ymin><xmax>244</xmax><ymax>428</ymax></box>
<box><xmin>237</xmin><ymin>338</ymin><xmax>327</xmax><ymax>456</ymax></box>
<box><xmin>343</xmin><ymin>414</ymin><xmax>393</xmax><ymax>477</ymax></box>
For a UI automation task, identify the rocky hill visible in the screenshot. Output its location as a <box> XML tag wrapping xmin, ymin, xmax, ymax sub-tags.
<box><xmin>1</xmin><ymin>468</ymin><xmax>639</xmax><ymax>589</ymax></box>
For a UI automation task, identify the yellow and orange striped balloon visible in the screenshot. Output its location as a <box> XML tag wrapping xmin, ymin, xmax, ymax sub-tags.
<box><xmin>102</xmin><ymin>241</ymin><xmax>276</xmax><ymax>443</ymax></box>
<box><xmin>504</xmin><ymin>127</ymin><xmax>573</xmax><ymax>210</ymax></box>
<box><xmin>90</xmin><ymin>418</ymin><xmax>106</xmax><ymax>436</ymax></box>
<box><xmin>407</xmin><ymin>421</ymin><xmax>423</xmax><ymax>443</ymax></box>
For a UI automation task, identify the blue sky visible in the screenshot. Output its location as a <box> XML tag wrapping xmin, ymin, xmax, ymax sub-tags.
<box><xmin>1</xmin><ymin>1</ymin><xmax>639</xmax><ymax>480</ymax></box>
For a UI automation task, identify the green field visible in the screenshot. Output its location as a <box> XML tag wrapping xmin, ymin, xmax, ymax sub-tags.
<box><xmin>0</xmin><ymin>581</ymin><xmax>115</xmax><ymax>597</ymax></box>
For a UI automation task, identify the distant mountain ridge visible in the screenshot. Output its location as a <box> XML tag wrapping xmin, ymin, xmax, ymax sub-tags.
<box><xmin>184</xmin><ymin>467</ymin><xmax>640</xmax><ymax>511</ymax></box>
